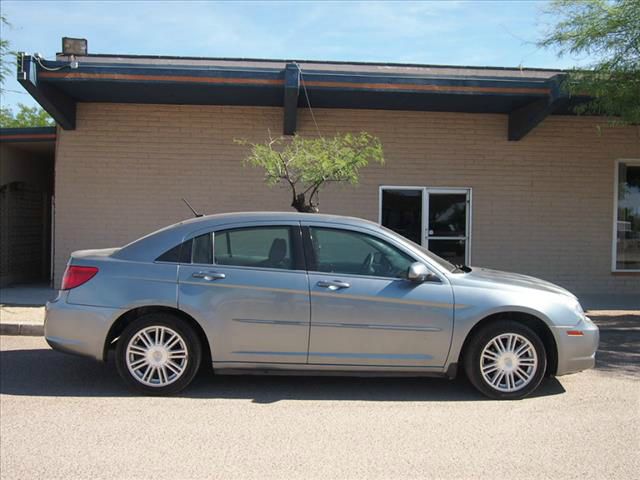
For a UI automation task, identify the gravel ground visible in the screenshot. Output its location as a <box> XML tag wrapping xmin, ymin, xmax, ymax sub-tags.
<box><xmin>1</xmin><ymin>329</ymin><xmax>638</xmax><ymax>480</ymax></box>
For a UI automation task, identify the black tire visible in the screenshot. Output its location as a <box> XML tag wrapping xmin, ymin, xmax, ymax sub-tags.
<box><xmin>115</xmin><ymin>313</ymin><xmax>202</xmax><ymax>395</ymax></box>
<box><xmin>463</xmin><ymin>320</ymin><xmax>547</xmax><ymax>400</ymax></box>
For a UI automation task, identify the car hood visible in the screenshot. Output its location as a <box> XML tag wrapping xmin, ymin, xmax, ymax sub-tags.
<box><xmin>451</xmin><ymin>267</ymin><xmax>576</xmax><ymax>299</ymax></box>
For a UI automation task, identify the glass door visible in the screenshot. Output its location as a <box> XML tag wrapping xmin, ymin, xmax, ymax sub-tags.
<box><xmin>425</xmin><ymin>189</ymin><xmax>470</xmax><ymax>265</ymax></box>
<box><xmin>380</xmin><ymin>188</ymin><xmax>423</xmax><ymax>245</ymax></box>
<box><xmin>380</xmin><ymin>187</ymin><xmax>471</xmax><ymax>265</ymax></box>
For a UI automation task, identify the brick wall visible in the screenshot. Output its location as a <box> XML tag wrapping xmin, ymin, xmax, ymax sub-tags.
<box><xmin>54</xmin><ymin>103</ymin><xmax>640</xmax><ymax>294</ymax></box>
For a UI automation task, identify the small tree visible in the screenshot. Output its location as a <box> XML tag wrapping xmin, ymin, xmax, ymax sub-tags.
<box><xmin>538</xmin><ymin>0</ymin><xmax>640</xmax><ymax>124</ymax></box>
<box><xmin>239</xmin><ymin>132</ymin><xmax>383</xmax><ymax>213</ymax></box>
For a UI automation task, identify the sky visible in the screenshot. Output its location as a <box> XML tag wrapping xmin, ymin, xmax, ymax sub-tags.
<box><xmin>1</xmin><ymin>0</ymin><xmax>592</xmax><ymax>111</ymax></box>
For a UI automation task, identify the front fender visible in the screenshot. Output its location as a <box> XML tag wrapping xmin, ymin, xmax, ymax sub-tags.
<box><xmin>447</xmin><ymin>284</ymin><xmax>580</xmax><ymax>367</ymax></box>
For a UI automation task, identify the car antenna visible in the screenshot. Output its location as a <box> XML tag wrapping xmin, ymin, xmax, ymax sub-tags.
<box><xmin>182</xmin><ymin>198</ymin><xmax>204</xmax><ymax>218</ymax></box>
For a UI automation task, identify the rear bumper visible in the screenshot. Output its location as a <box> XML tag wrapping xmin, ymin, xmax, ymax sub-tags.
<box><xmin>45</xmin><ymin>293</ymin><xmax>126</xmax><ymax>361</ymax></box>
<box><xmin>554</xmin><ymin>316</ymin><xmax>599</xmax><ymax>376</ymax></box>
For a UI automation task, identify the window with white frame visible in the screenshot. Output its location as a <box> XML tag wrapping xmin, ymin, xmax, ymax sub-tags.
<box><xmin>613</xmin><ymin>160</ymin><xmax>640</xmax><ymax>271</ymax></box>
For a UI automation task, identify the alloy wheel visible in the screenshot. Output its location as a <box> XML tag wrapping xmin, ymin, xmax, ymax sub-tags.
<box><xmin>480</xmin><ymin>333</ymin><xmax>538</xmax><ymax>393</ymax></box>
<box><xmin>125</xmin><ymin>326</ymin><xmax>189</xmax><ymax>387</ymax></box>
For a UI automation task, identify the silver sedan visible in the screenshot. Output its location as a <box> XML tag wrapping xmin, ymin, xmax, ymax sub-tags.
<box><xmin>45</xmin><ymin>212</ymin><xmax>598</xmax><ymax>399</ymax></box>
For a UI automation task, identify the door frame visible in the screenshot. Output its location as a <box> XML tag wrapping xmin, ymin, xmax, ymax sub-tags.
<box><xmin>378</xmin><ymin>186</ymin><xmax>473</xmax><ymax>264</ymax></box>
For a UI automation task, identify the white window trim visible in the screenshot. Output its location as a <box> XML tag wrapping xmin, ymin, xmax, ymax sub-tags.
<box><xmin>378</xmin><ymin>185</ymin><xmax>473</xmax><ymax>265</ymax></box>
<box><xmin>612</xmin><ymin>159</ymin><xmax>640</xmax><ymax>272</ymax></box>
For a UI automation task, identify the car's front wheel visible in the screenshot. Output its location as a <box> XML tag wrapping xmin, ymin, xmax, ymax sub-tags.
<box><xmin>115</xmin><ymin>313</ymin><xmax>202</xmax><ymax>395</ymax></box>
<box><xmin>464</xmin><ymin>320</ymin><xmax>547</xmax><ymax>400</ymax></box>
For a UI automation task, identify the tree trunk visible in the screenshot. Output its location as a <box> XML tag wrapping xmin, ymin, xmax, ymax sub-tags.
<box><xmin>291</xmin><ymin>193</ymin><xmax>319</xmax><ymax>213</ymax></box>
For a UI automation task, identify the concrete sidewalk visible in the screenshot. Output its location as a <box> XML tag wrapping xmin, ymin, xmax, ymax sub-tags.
<box><xmin>0</xmin><ymin>283</ymin><xmax>56</xmax><ymax>306</ymax></box>
<box><xmin>0</xmin><ymin>306</ymin><xmax>48</xmax><ymax>335</ymax></box>
<box><xmin>0</xmin><ymin>284</ymin><xmax>56</xmax><ymax>335</ymax></box>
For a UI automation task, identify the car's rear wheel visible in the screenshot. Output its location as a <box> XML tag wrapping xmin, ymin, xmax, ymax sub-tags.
<box><xmin>115</xmin><ymin>313</ymin><xmax>202</xmax><ymax>395</ymax></box>
<box><xmin>463</xmin><ymin>320</ymin><xmax>547</xmax><ymax>400</ymax></box>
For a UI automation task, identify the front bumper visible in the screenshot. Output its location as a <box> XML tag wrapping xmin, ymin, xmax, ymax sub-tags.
<box><xmin>553</xmin><ymin>316</ymin><xmax>599</xmax><ymax>376</ymax></box>
<box><xmin>45</xmin><ymin>293</ymin><xmax>126</xmax><ymax>361</ymax></box>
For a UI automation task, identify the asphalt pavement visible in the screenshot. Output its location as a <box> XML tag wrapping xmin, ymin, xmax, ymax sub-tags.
<box><xmin>1</xmin><ymin>332</ymin><xmax>638</xmax><ymax>480</ymax></box>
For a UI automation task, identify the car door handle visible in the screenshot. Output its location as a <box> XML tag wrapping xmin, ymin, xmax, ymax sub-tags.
<box><xmin>317</xmin><ymin>280</ymin><xmax>351</xmax><ymax>290</ymax></box>
<box><xmin>192</xmin><ymin>271</ymin><xmax>226</xmax><ymax>281</ymax></box>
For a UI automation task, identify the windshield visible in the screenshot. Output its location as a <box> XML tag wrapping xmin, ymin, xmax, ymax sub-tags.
<box><xmin>378</xmin><ymin>225</ymin><xmax>458</xmax><ymax>272</ymax></box>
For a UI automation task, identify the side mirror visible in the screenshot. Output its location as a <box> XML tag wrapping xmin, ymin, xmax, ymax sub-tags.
<box><xmin>407</xmin><ymin>262</ymin><xmax>435</xmax><ymax>283</ymax></box>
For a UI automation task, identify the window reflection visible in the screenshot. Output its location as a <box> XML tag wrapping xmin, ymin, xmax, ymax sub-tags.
<box><xmin>381</xmin><ymin>189</ymin><xmax>422</xmax><ymax>245</ymax></box>
<box><xmin>616</xmin><ymin>163</ymin><xmax>640</xmax><ymax>270</ymax></box>
<box><xmin>428</xmin><ymin>194</ymin><xmax>467</xmax><ymax>237</ymax></box>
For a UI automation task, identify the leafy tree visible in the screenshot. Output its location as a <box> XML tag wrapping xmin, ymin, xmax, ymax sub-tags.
<box><xmin>0</xmin><ymin>104</ymin><xmax>55</xmax><ymax>127</ymax></box>
<box><xmin>538</xmin><ymin>0</ymin><xmax>640</xmax><ymax>124</ymax></box>
<box><xmin>0</xmin><ymin>15</ymin><xmax>11</xmax><ymax>90</ymax></box>
<box><xmin>239</xmin><ymin>132</ymin><xmax>384</xmax><ymax>213</ymax></box>
<box><xmin>0</xmin><ymin>15</ymin><xmax>54</xmax><ymax>127</ymax></box>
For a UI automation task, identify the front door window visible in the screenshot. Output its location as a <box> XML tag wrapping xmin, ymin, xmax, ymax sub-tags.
<box><xmin>308</xmin><ymin>227</ymin><xmax>415</xmax><ymax>278</ymax></box>
<box><xmin>380</xmin><ymin>187</ymin><xmax>471</xmax><ymax>265</ymax></box>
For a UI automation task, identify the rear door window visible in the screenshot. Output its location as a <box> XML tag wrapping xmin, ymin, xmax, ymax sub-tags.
<box><xmin>156</xmin><ymin>239</ymin><xmax>192</xmax><ymax>263</ymax></box>
<box><xmin>156</xmin><ymin>233</ymin><xmax>212</xmax><ymax>264</ymax></box>
<box><xmin>192</xmin><ymin>233</ymin><xmax>213</xmax><ymax>264</ymax></box>
<box><xmin>214</xmin><ymin>227</ymin><xmax>293</xmax><ymax>270</ymax></box>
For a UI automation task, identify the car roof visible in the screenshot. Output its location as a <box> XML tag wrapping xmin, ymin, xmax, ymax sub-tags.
<box><xmin>178</xmin><ymin>211</ymin><xmax>378</xmax><ymax>228</ymax></box>
<box><xmin>113</xmin><ymin>212</ymin><xmax>381</xmax><ymax>261</ymax></box>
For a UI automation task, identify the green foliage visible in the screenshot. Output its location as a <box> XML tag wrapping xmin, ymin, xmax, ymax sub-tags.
<box><xmin>238</xmin><ymin>132</ymin><xmax>384</xmax><ymax>212</ymax></box>
<box><xmin>1</xmin><ymin>15</ymin><xmax>12</xmax><ymax>90</ymax></box>
<box><xmin>0</xmin><ymin>104</ymin><xmax>54</xmax><ymax>127</ymax></box>
<box><xmin>0</xmin><ymin>15</ymin><xmax>53</xmax><ymax>127</ymax></box>
<box><xmin>538</xmin><ymin>0</ymin><xmax>640</xmax><ymax>124</ymax></box>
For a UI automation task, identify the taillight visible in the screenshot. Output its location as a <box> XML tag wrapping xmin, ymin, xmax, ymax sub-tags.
<box><xmin>61</xmin><ymin>265</ymin><xmax>99</xmax><ymax>290</ymax></box>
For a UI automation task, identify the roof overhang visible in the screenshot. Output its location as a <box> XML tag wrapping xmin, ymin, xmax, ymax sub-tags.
<box><xmin>0</xmin><ymin>126</ymin><xmax>56</xmax><ymax>143</ymax></box>
<box><xmin>0</xmin><ymin>127</ymin><xmax>56</xmax><ymax>156</ymax></box>
<box><xmin>17</xmin><ymin>53</ymin><xmax>578</xmax><ymax>140</ymax></box>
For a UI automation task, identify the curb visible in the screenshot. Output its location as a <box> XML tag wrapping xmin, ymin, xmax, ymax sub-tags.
<box><xmin>0</xmin><ymin>323</ymin><xmax>44</xmax><ymax>336</ymax></box>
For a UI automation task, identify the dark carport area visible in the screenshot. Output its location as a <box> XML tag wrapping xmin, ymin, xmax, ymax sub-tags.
<box><xmin>0</xmin><ymin>127</ymin><xmax>56</xmax><ymax>287</ymax></box>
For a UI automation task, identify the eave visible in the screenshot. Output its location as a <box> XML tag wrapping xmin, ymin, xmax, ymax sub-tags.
<box><xmin>0</xmin><ymin>127</ymin><xmax>57</xmax><ymax>143</ymax></box>
<box><xmin>17</xmin><ymin>53</ymin><xmax>574</xmax><ymax>140</ymax></box>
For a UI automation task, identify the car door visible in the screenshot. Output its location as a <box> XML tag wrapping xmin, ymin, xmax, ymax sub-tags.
<box><xmin>302</xmin><ymin>223</ymin><xmax>454</xmax><ymax>368</ymax></box>
<box><xmin>177</xmin><ymin>222</ymin><xmax>311</xmax><ymax>364</ymax></box>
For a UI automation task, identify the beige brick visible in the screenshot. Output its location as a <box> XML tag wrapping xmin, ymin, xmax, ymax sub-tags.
<box><xmin>53</xmin><ymin>104</ymin><xmax>640</xmax><ymax>295</ymax></box>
